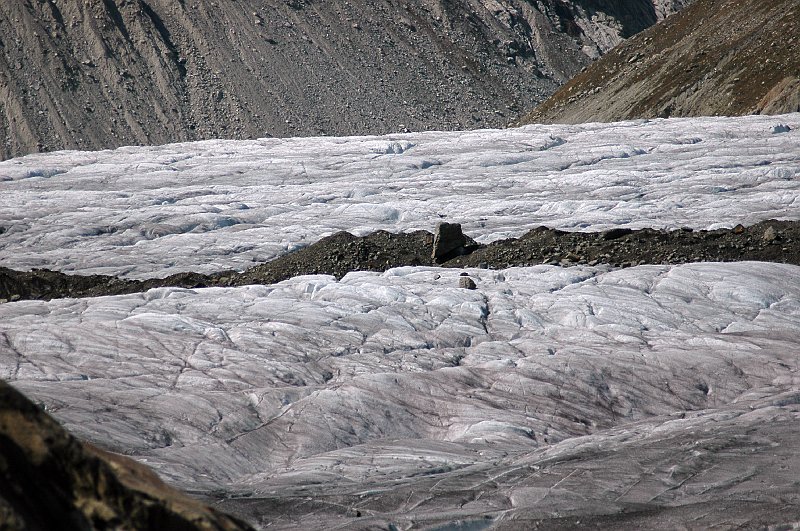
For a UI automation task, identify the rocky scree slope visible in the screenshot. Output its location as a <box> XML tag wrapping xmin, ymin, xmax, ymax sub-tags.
<box><xmin>521</xmin><ymin>0</ymin><xmax>800</xmax><ymax>124</ymax></box>
<box><xmin>0</xmin><ymin>0</ymin><xmax>690</xmax><ymax>159</ymax></box>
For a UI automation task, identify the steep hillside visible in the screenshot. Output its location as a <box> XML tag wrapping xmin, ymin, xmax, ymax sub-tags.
<box><xmin>521</xmin><ymin>0</ymin><xmax>800</xmax><ymax>124</ymax></box>
<box><xmin>0</xmin><ymin>0</ymin><xmax>689</xmax><ymax>159</ymax></box>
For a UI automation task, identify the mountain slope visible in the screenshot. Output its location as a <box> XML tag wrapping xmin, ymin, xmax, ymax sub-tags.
<box><xmin>0</xmin><ymin>0</ymin><xmax>689</xmax><ymax>159</ymax></box>
<box><xmin>521</xmin><ymin>0</ymin><xmax>800</xmax><ymax>124</ymax></box>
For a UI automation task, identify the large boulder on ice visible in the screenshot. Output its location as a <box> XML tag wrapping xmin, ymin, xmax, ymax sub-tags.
<box><xmin>432</xmin><ymin>222</ymin><xmax>467</xmax><ymax>263</ymax></box>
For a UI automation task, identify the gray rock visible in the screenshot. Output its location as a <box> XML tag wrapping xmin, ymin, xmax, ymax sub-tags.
<box><xmin>432</xmin><ymin>222</ymin><xmax>466</xmax><ymax>263</ymax></box>
<box><xmin>458</xmin><ymin>276</ymin><xmax>477</xmax><ymax>290</ymax></box>
<box><xmin>763</xmin><ymin>226</ymin><xmax>779</xmax><ymax>242</ymax></box>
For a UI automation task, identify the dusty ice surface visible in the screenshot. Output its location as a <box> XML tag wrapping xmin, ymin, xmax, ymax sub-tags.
<box><xmin>0</xmin><ymin>114</ymin><xmax>798</xmax><ymax>278</ymax></box>
<box><xmin>1</xmin><ymin>115</ymin><xmax>800</xmax><ymax>528</ymax></box>
<box><xmin>2</xmin><ymin>263</ymin><xmax>800</xmax><ymax>528</ymax></box>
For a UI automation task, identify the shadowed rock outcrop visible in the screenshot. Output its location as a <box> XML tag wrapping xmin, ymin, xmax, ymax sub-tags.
<box><xmin>432</xmin><ymin>222</ymin><xmax>476</xmax><ymax>263</ymax></box>
<box><xmin>0</xmin><ymin>380</ymin><xmax>253</xmax><ymax>531</ymax></box>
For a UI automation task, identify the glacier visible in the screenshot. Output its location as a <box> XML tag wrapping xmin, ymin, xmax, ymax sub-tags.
<box><xmin>1</xmin><ymin>114</ymin><xmax>800</xmax><ymax>529</ymax></box>
<box><xmin>1</xmin><ymin>115</ymin><xmax>799</xmax><ymax>279</ymax></box>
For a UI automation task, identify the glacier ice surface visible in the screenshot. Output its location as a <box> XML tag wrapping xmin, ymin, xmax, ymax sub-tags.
<box><xmin>1</xmin><ymin>115</ymin><xmax>800</xmax><ymax>528</ymax></box>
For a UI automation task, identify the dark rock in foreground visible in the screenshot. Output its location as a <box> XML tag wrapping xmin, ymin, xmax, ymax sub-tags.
<box><xmin>1</xmin><ymin>220</ymin><xmax>798</xmax><ymax>303</ymax></box>
<box><xmin>0</xmin><ymin>380</ymin><xmax>253</xmax><ymax>531</ymax></box>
